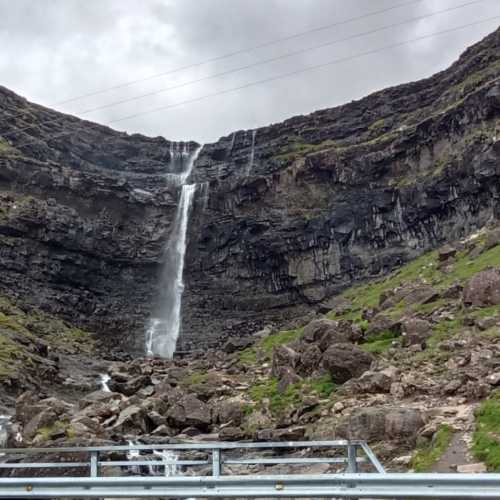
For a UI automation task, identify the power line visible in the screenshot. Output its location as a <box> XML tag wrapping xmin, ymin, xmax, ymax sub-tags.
<box><xmin>49</xmin><ymin>0</ymin><xmax>424</xmax><ymax>107</ymax></box>
<box><xmin>2</xmin><ymin>0</ymin><xmax>489</xmax><ymax>139</ymax></box>
<box><xmin>12</xmin><ymin>15</ymin><xmax>500</xmax><ymax>150</ymax></box>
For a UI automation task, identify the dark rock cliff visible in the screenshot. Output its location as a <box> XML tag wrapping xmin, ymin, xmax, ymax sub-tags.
<box><xmin>0</xmin><ymin>27</ymin><xmax>498</xmax><ymax>353</ymax></box>
<box><xmin>181</xmin><ymin>27</ymin><xmax>500</xmax><ymax>349</ymax></box>
<box><xmin>0</xmin><ymin>91</ymin><xmax>198</xmax><ymax>351</ymax></box>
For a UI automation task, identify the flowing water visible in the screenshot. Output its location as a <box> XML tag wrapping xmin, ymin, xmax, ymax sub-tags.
<box><xmin>99</xmin><ymin>374</ymin><xmax>111</xmax><ymax>392</ymax></box>
<box><xmin>246</xmin><ymin>130</ymin><xmax>256</xmax><ymax>176</ymax></box>
<box><xmin>146</xmin><ymin>145</ymin><xmax>202</xmax><ymax>358</ymax></box>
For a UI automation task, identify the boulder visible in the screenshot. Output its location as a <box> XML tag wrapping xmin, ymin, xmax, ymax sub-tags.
<box><xmin>213</xmin><ymin>400</ymin><xmax>244</xmax><ymax>426</ymax></box>
<box><xmin>23</xmin><ymin>408</ymin><xmax>59</xmax><ymax>440</ymax></box>
<box><xmin>438</xmin><ymin>244</ymin><xmax>457</xmax><ymax>261</ymax></box>
<box><xmin>302</xmin><ymin>319</ymin><xmax>359</xmax><ymax>349</ymax></box>
<box><xmin>343</xmin><ymin>370</ymin><xmax>392</xmax><ymax>394</ymax></box>
<box><xmin>166</xmin><ymin>395</ymin><xmax>211</xmax><ymax>430</ymax></box>
<box><xmin>271</xmin><ymin>345</ymin><xmax>300</xmax><ymax>378</ymax></box>
<box><xmin>219</xmin><ymin>426</ymin><xmax>245</xmax><ymax>441</ymax></box>
<box><xmin>365</xmin><ymin>315</ymin><xmax>401</xmax><ymax>337</ymax></box>
<box><xmin>321</xmin><ymin>343</ymin><xmax>373</xmax><ymax>384</ymax></box>
<box><xmin>222</xmin><ymin>336</ymin><xmax>254</xmax><ymax>353</ymax></box>
<box><xmin>109</xmin><ymin>405</ymin><xmax>150</xmax><ymax>434</ymax></box>
<box><xmin>276</xmin><ymin>367</ymin><xmax>301</xmax><ymax>393</ymax></box>
<box><xmin>78</xmin><ymin>390</ymin><xmax>123</xmax><ymax>410</ymax></box>
<box><xmin>463</xmin><ymin>268</ymin><xmax>500</xmax><ymax>306</ymax></box>
<box><xmin>401</xmin><ymin>318</ymin><xmax>432</xmax><ymax>347</ymax></box>
<box><xmin>298</xmin><ymin>344</ymin><xmax>322</xmax><ymax>376</ymax></box>
<box><xmin>336</xmin><ymin>407</ymin><xmax>424</xmax><ymax>444</ymax></box>
<box><xmin>109</xmin><ymin>375</ymin><xmax>151</xmax><ymax>397</ymax></box>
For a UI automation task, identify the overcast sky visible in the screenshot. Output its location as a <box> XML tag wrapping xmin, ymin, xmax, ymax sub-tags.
<box><xmin>0</xmin><ymin>0</ymin><xmax>498</xmax><ymax>143</ymax></box>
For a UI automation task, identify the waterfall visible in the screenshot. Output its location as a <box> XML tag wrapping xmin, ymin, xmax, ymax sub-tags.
<box><xmin>246</xmin><ymin>130</ymin><xmax>256</xmax><ymax>176</ymax></box>
<box><xmin>0</xmin><ymin>416</ymin><xmax>11</xmax><ymax>453</ymax></box>
<box><xmin>99</xmin><ymin>374</ymin><xmax>111</xmax><ymax>392</ymax></box>
<box><xmin>146</xmin><ymin>145</ymin><xmax>201</xmax><ymax>358</ymax></box>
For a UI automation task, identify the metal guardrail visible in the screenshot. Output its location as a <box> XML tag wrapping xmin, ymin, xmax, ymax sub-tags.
<box><xmin>1</xmin><ymin>474</ymin><xmax>500</xmax><ymax>498</ymax></box>
<box><xmin>0</xmin><ymin>440</ymin><xmax>498</xmax><ymax>498</ymax></box>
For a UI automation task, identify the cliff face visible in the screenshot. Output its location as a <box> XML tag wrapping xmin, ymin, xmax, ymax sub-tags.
<box><xmin>181</xmin><ymin>28</ymin><xmax>500</xmax><ymax>349</ymax></box>
<box><xmin>0</xmin><ymin>89</ymin><xmax>198</xmax><ymax>351</ymax></box>
<box><xmin>0</xmin><ymin>28</ymin><xmax>499</xmax><ymax>353</ymax></box>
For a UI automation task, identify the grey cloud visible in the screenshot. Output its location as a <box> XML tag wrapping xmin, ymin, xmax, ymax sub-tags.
<box><xmin>0</xmin><ymin>0</ymin><xmax>498</xmax><ymax>143</ymax></box>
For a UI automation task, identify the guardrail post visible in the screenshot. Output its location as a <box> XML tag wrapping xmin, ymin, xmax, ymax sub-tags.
<box><xmin>347</xmin><ymin>444</ymin><xmax>357</xmax><ymax>473</ymax></box>
<box><xmin>212</xmin><ymin>449</ymin><xmax>221</xmax><ymax>477</ymax></box>
<box><xmin>90</xmin><ymin>451</ymin><xmax>99</xmax><ymax>477</ymax></box>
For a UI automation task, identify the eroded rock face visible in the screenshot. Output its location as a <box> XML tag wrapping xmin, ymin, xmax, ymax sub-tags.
<box><xmin>0</xmin><ymin>29</ymin><xmax>499</xmax><ymax>353</ymax></box>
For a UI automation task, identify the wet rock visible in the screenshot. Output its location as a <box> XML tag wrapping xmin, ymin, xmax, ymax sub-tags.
<box><xmin>463</xmin><ymin>268</ymin><xmax>500</xmax><ymax>306</ymax></box>
<box><xmin>321</xmin><ymin>343</ymin><xmax>373</xmax><ymax>384</ymax></box>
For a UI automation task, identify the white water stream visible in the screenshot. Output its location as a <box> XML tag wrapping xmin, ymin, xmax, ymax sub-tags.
<box><xmin>246</xmin><ymin>130</ymin><xmax>256</xmax><ymax>176</ymax></box>
<box><xmin>100</xmin><ymin>374</ymin><xmax>111</xmax><ymax>392</ymax></box>
<box><xmin>146</xmin><ymin>145</ymin><xmax>202</xmax><ymax>358</ymax></box>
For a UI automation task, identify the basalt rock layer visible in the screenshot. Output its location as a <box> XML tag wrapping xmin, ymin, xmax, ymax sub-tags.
<box><xmin>181</xmin><ymin>27</ymin><xmax>500</xmax><ymax>349</ymax></box>
<box><xmin>0</xmin><ymin>28</ymin><xmax>499</xmax><ymax>352</ymax></box>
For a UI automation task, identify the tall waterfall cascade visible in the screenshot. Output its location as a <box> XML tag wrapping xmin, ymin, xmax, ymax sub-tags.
<box><xmin>146</xmin><ymin>144</ymin><xmax>202</xmax><ymax>358</ymax></box>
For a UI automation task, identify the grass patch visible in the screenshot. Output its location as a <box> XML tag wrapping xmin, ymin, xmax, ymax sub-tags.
<box><xmin>359</xmin><ymin>329</ymin><xmax>400</xmax><ymax>354</ymax></box>
<box><xmin>473</xmin><ymin>391</ymin><xmax>500</xmax><ymax>470</ymax></box>
<box><xmin>410</xmin><ymin>424</ymin><xmax>454</xmax><ymax>471</ymax></box>
<box><xmin>239</xmin><ymin>328</ymin><xmax>302</xmax><ymax>365</ymax></box>
<box><xmin>307</xmin><ymin>374</ymin><xmax>336</xmax><ymax>398</ymax></box>
<box><xmin>249</xmin><ymin>377</ymin><xmax>302</xmax><ymax>416</ymax></box>
<box><xmin>180</xmin><ymin>370</ymin><xmax>209</xmax><ymax>386</ymax></box>
<box><xmin>249</xmin><ymin>373</ymin><xmax>335</xmax><ymax>416</ymax></box>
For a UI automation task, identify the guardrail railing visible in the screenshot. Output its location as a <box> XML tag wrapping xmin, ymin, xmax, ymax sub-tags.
<box><xmin>0</xmin><ymin>440</ymin><xmax>499</xmax><ymax>498</ymax></box>
<box><xmin>0</xmin><ymin>439</ymin><xmax>384</xmax><ymax>477</ymax></box>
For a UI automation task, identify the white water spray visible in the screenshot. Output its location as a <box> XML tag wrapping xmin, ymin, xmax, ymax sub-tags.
<box><xmin>246</xmin><ymin>130</ymin><xmax>256</xmax><ymax>176</ymax></box>
<box><xmin>99</xmin><ymin>374</ymin><xmax>111</xmax><ymax>392</ymax></box>
<box><xmin>146</xmin><ymin>145</ymin><xmax>201</xmax><ymax>358</ymax></box>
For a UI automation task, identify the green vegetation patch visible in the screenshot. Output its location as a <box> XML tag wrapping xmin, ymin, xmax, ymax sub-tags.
<box><xmin>180</xmin><ymin>370</ymin><xmax>209</xmax><ymax>386</ymax></box>
<box><xmin>360</xmin><ymin>329</ymin><xmax>400</xmax><ymax>354</ymax></box>
<box><xmin>249</xmin><ymin>373</ymin><xmax>335</xmax><ymax>416</ymax></box>
<box><xmin>410</xmin><ymin>424</ymin><xmax>454</xmax><ymax>471</ymax></box>
<box><xmin>239</xmin><ymin>328</ymin><xmax>302</xmax><ymax>365</ymax></box>
<box><xmin>473</xmin><ymin>390</ymin><xmax>500</xmax><ymax>470</ymax></box>
<box><xmin>0</xmin><ymin>294</ymin><xmax>95</xmax><ymax>379</ymax></box>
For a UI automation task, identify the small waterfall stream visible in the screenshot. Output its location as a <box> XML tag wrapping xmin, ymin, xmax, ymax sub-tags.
<box><xmin>246</xmin><ymin>130</ymin><xmax>256</xmax><ymax>176</ymax></box>
<box><xmin>99</xmin><ymin>374</ymin><xmax>111</xmax><ymax>392</ymax></box>
<box><xmin>146</xmin><ymin>144</ymin><xmax>202</xmax><ymax>358</ymax></box>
